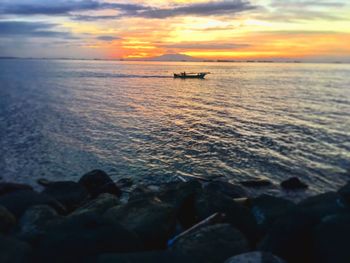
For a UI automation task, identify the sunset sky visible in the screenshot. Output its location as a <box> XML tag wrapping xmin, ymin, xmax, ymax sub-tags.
<box><xmin>0</xmin><ymin>0</ymin><xmax>350</xmax><ymax>61</ymax></box>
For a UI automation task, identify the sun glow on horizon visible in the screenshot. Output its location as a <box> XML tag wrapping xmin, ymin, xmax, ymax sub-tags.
<box><xmin>1</xmin><ymin>0</ymin><xmax>350</xmax><ymax>61</ymax></box>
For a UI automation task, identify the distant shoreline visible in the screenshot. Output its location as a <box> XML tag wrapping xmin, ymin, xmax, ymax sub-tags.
<box><xmin>0</xmin><ymin>56</ymin><xmax>348</xmax><ymax>64</ymax></box>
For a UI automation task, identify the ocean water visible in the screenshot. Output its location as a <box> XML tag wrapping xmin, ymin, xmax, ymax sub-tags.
<box><xmin>0</xmin><ymin>59</ymin><xmax>350</xmax><ymax>195</ymax></box>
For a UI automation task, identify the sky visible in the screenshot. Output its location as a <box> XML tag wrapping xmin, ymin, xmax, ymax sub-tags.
<box><xmin>0</xmin><ymin>0</ymin><xmax>350</xmax><ymax>61</ymax></box>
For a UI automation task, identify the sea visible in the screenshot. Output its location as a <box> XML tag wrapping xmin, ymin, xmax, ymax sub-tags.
<box><xmin>0</xmin><ymin>59</ymin><xmax>349</xmax><ymax>197</ymax></box>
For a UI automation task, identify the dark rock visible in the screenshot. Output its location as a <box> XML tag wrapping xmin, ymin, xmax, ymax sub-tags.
<box><xmin>0</xmin><ymin>183</ymin><xmax>33</xmax><ymax>196</ymax></box>
<box><xmin>157</xmin><ymin>180</ymin><xmax>202</xmax><ymax>229</ymax></box>
<box><xmin>258</xmin><ymin>210</ymin><xmax>318</xmax><ymax>263</ymax></box>
<box><xmin>128</xmin><ymin>185</ymin><xmax>157</xmax><ymax>202</ymax></box>
<box><xmin>250</xmin><ymin>195</ymin><xmax>295</xmax><ymax>232</ymax></box>
<box><xmin>338</xmin><ymin>182</ymin><xmax>350</xmax><ymax>204</ymax></box>
<box><xmin>203</xmin><ymin>181</ymin><xmax>247</xmax><ymax>199</ymax></box>
<box><xmin>280</xmin><ymin>177</ymin><xmax>308</xmax><ymax>190</ymax></box>
<box><xmin>42</xmin><ymin>181</ymin><xmax>89</xmax><ymax>212</ymax></box>
<box><xmin>72</xmin><ymin>193</ymin><xmax>120</xmax><ymax>216</ymax></box>
<box><xmin>0</xmin><ymin>190</ymin><xmax>65</xmax><ymax>218</ymax></box>
<box><xmin>297</xmin><ymin>192</ymin><xmax>347</xmax><ymax>220</ymax></box>
<box><xmin>0</xmin><ymin>235</ymin><xmax>32</xmax><ymax>263</ymax></box>
<box><xmin>313</xmin><ymin>214</ymin><xmax>350</xmax><ymax>263</ymax></box>
<box><xmin>0</xmin><ymin>206</ymin><xmax>16</xmax><ymax>234</ymax></box>
<box><xmin>79</xmin><ymin>170</ymin><xmax>121</xmax><ymax>198</ymax></box>
<box><xmin>37</xmin><ymin>212</ymin><xmax>142</xmax><ymax>263</ymax></box>
<box><xmin>224</xmin><ymin>251</ymin><xmax>286</xmax><ymax>263</ymax></box>
<box><xmin>240</xmin><ymin>179</ymin><xmax>272</xmax><ymax>187</ymax></box>
<box><xmin>195</xmin><ymin>189</ymin><xmax>259</xmax><ymax>245</ymax></box>
<box><xmin>104</xmin><ymin>198</ymin><xmax>176</xmax><ymax>250</ymax></box>
<box><xmin>98</xmin><ymin>251</ymin><xmax>195</xmax><ymax>263</ymax></box>
<box><xmin>116</xmin><ymin>177</ymin><xmax>134</xmax><ymax>188</ymax></box>
<box><xmin>172</xmin><ymin>224</ymin><xmax>249</xmax><ymax>263</ymax></box>
<box><xmin>18</xmin><ymin>205</ymin><xmax>59</xmax><ymax>243</ymax></box>
<box><xmin>36</xmin><ymin>179</ymin><xmax>51</xmax><ymax>187</ymax></box>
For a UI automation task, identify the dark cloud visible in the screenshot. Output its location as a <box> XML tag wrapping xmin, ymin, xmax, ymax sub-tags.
<box><xmin>96</xmin><ymin>35</ymin><xmax>120</xmax><ymax>41</ymax></box>
<box><xmin>138</xmin><ymin>0</ymin><xmax>255</xmax><ymax>19</ymax></box>
<box><xmin>0</xmin><ymin>0</ymin><xmax>148</xmax><ymax>16</ymax></box>
<box><xmin>0</xmin><ymin>21</ymin><xmax>75</xmax><ymax>38</ymax></box>
<box><xmin>1</xmin><ymin>0</ymin><xmax>255</xmax><ymax>20</ymax></box>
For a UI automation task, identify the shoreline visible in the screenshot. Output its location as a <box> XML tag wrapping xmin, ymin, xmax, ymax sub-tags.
<box><xmin>0</xmin><ymin>169</ymin><xmax>349</xmax><ymax>262</ymax></box>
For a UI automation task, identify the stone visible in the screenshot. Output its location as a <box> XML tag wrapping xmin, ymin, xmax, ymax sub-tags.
<box><xmin>116</xmin><ymin>177</ymin><xmax>134</xmax><ymax>188</ymax></box>
<box><xmin>37</xmin><ymin>212</ymin><xmax>142</xmax><ymax>263</ymax></box>
<box><xmin>258</xmin><ymin>210</ymin><xmax>318</xmax><ymax>263</ymax></box>
<box><xmin>79</xmin><ymin>170</ymin><xmax>121</xmax><ymax>198</ymax></box>
<box><xmin>224</xmin><ymin>251</ymin><xmax>286</xmax><ymax>263</ymax></box>
<box><xmin>18</xmin><ymin>205</ymin><xmax>59</xmax><ymax>243</ymax></box>
<box><xmin>240</xmin><ymin>179</ymin><xmax>272</xmax><ymax>187</ymax></box>
<box><xmin>104</xmin><ymin>198</ymin><xmax>176</xmax><ymax>250</ymax></box>
<box><xmin>203</xmin><ymin>181</ymin><xmax>247</xmax><ymax>199</ymax></box>
<box><xmin>72</xmin><ymin>193</ymin><xmax>120</xmax><ymax>216</ymax></box>
<box><xmin>157</xmin><ymin>180</ymin><xmax>202</xmax><ymax>229</ymax></box>
<box><xmin>98</xmin><ymin>251</ymin><xmax>195</xmax><ymax>263</ymax></box>
<box><xmin>42</xmin><ymin>181</ymin><xmax>89</xmax><ymax>212</ymax></box>
<box><xmin>0</xmin><ymin>183</ymin><xmax>33</xmax><ymax>196</ymax></box>
<box><xmin>313</xmin><ymin>214</ymin><xmax>350</xmax><ymax>263</ymax></box>
<box><xmin>0</xmin><ymin>235</ymin><xmax>32</xmax><ymax>263</ymax></box>
<box><xmin>195</xmin><ymin>189</ymin><xmax>259</xmax><ymax>245</ymax></box>
<box><xmin>172</xmin><ymin>224</ymin><xmax>249</xmax><ymax>263</ymax></box>
<box><xmin>0</xmin><ymin>206</ymin><xmax>16</xmax><ymax>233</ymax></box>
<box><xmin>0</xmin><ymin>190</ymin><xmax>65</xmax><ymax>218</ymax></box>
<box><xmin>297</xmin><ymin>192</ymin><xmax>347</xmax><ymax>220</ymax></box>
<box><xmin>250</xmin><ymin>195</ymin><xmax>295</xmax><ymax>232</ymax></box>
<box><xmin>280</xmin><ymin>177</ymin><xmax>308</xmax><ymax>190</ymax></box>
<box><xmin>338</xmin><ymin>182</ymin><xmax>350</xmax><ymax>204</ymax></box>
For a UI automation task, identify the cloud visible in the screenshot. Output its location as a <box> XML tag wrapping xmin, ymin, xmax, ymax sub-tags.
<box><xmin>96</xmin><ymin>35</ymin><xmax>120</xmax><ymax>41</ymax></box>
<box><xmin>0</xmin><ymin>21</ymin><xmax>75</xmax><ymax>38</ymax></box>
<box><xmin>0</xmin><ymin>0</ymin><xmax>255</xmax><ymax>20</ymax></box>
<box><xmin>138</xmin><ymin>0</ymin><xmax>255</xmax><ymax>19</ymax></box>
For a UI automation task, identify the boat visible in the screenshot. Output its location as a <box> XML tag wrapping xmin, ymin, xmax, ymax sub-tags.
<box><xmin>173</xmin><ymin>72</ymin><xmax>210</xmax><ymax>79</ymax></box>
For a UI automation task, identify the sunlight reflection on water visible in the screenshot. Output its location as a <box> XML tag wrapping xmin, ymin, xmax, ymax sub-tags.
<box><xmin>0</xmin><ymin>59</ymin><xmax>349</xmax><ymax>196</ymax></box>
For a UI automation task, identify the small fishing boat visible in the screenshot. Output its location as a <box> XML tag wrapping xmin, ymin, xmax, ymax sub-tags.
<box><xmin>173</xmin><ymin>72</ymin><xmax>210</xmax><ymax>79</ymax></box>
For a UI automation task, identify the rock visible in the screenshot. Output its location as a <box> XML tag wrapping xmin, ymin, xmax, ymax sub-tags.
<box><xmin>104</xmin><ymin>198</ymin><xmax>176</xmax><ymax>249</ymax></box>
<box><xmin>338</xmin><ymin>182</ymin><xmax>350</xmax><ymax>204</ymax></box>
<box><xmin>313</xmin><ymin>214</ymin><xmax>350</xmax><ymax>263</ymax></box>
<box><xmin>18</xmin><ymin>205</ymin><xmax>59</xmax><ymax>243</ymax></box>
<box><xmin>37</xmin><ymin>212</ymin><xmax>142</xmax><ymax>263</ymax></box>
<box><xmin>98</xmin><ymin>251</ymin><xmax>194</xmax><ymax>263</ymax></box>
<box><xmin>116</xmin><ymin>177</ymin><xmax>134</xmax><ymax>188</ymax></box>
<box><xmin>0</xmin><ymin>183</ymin><xmax>33</xmax><ymax>196</ymax></box>
<box><xmin>72</xmin><ymin>193</ymin><xmax>120</xmax><ymax>216</ymax></box>
<box><xmin>258</xmin><ymin>210</ymin><xmax>318</xmax><ymax>263</ymax></box>
<box><xmin>224</xmin><ymin>251</ymin><xmax>286</xmax><ymax>263</ymax></box>
<box><xmin>79</xmin><ymin>170</ymin><xmax>121</xmax><ymax>198</ymax></box>
<box><xmin>297</xmin><ymin>192</ymin><xmax>347</xmax><ymax>220</ymax></box>
<box><xmin>203</xmin><ymin>181</ymin><xmax>247</xmax><ymax>199</ymax></box>
<box><xmin>0</xmin><ymin>235</ymin><xmax>32</xmax><ymax>263</ymax></box>
<box><xmin>280</xmin><ymin>177</ymin><xmax>308</xmax><ymax>190</ymax></box>
<box><xmin>0</xmin><ymin>190</ymin><xmax>65</xmax><ymax>218</ymax></box>
<box><xmin>240</xmin><ymin>179</ymin><xmax>272</xmax><ymax>187</ymax></box>
<box><xmin>36</xmin><ymin>179</ymin><xmax>51</xmax><ymax>187</ymax></box>
<box><xmin>172</xmin><ymin>224</ymin><xmax>249</xmax><ymax>263</ymax></box>
<box><xmin>157</xmin><ymin>180</ymin><xmax>202</xmax><ymax>229</ymax></box>
<box><xmin>42</xmin><ymin>181</ymin><xmax>89</xmax><ymax>212</ymax></box>
<box><xmin>250</xmin><ymin>195</ymin><xmax>295</xmax><ymax>232</ymax></box>
<box><xmin>0</xmin><ymin>206</ymin><xmax>16</xmax><ymax>234</ymax></box>
<box><xmin>195</xmin><ymin>189</ymin><xmax>259</xmax><ymax>245</ymax></box>
<box><xmin>128</xmin><ymin>185</ymin><xmax>157</xmax><ymax>202</ymax></box>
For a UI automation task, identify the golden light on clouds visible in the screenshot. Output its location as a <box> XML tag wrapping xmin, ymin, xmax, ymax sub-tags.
<box><xmin>1</xmin><ymin>0</ymin><xmax>350</xmax><ymax>61</ymax></box>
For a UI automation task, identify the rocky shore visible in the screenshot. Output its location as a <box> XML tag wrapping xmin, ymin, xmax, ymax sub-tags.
<box><xmin>0</xmin><ymin>169</ymin><xmax>350</xmax><ymax>263</ymax></box>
